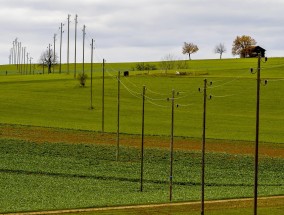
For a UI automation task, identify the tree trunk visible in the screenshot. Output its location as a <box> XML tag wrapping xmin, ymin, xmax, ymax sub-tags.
<box><xmin>188</xmin><ymin>53</ymin><xmax>191</xmax><ymax>60</ymax></box>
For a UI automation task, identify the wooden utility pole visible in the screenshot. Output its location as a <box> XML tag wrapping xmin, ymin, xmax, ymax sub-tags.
<box><xmin>254</xmin><ymin>53</ymin><xmax>266</xmax><ymax>215</ymax></box>
<box><xmin>59</xmin><ymin>23</ymin><xmax>63</xmax><ymax>74</ymax></box>
<box><xmin>90</xmin><ymin>39</ymin><xmax>94</xmax><ymax>109</ymax></box>
<box><xmin>140</xmin><ymin>85</ymin><xmax>146</xmax><ymax>192</ymax></box>
<box><xmin>74</xmin><ymin>14</ymin><xmax>78</xmax><ymax>78</ymax></box>
<box><xmin>53</xmin><ymin>34</ymin><xmax>56</xmax><ymax>73</ymax></box>
<box><xmin>201</xmin><ymin>79</ymin><xmax>208</xmax><ymax>215</ymax></box>
<box><xmin>67</xmin><ymin>14</ymin><xmax>71</xmax><ymax>74</ymax></box>
<box><xmin>116</xmin><ymin>71</ymin><xmax>121</xmax><ymax>161</ymax></box>
<box><xmin>23</xmin><ymin>47</ymin><xmax>26</xmax><ymax>74</ymax></box>
<box><xmin>169</xmin><ymin>89</ymin><xmax>175</xmax><ymax>201</ymax></box>
<box><xmin>82</xmin><ymin>25</ymin><xmax>86</xmax><ymax>75</ymax></box>
<box><xmin>26</xmin><ymin>52</ymin><xmax>29</xmax><ymax>75</ymax></box>
<box><xmin>102</xmin><ymin>59</ymin><xmax>105</xmax><ymax>133</ymax></box>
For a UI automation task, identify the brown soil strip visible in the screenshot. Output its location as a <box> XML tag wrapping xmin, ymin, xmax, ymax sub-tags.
<box><xmin>3</xmin><ymin>196</ymin><xmax>283</xmax><ymax>215</ymax></box>
<box><xmin>0</xmin><ymin>124</ymin><xmax>283</xmax><ymax>158</ymax></box>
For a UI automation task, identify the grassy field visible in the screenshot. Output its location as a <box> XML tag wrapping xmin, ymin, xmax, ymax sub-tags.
<box><xmin>53</xmin><ymin>197</ymin><xmax>284</xmax><ymax>215</ymax></box>
<box><xmin>0</xmin><ymin>138</ymin><xmax>283</xmax><ymax>213</ymax></box>
<box><xmin>1</xmin><ymin>58</ymin><xmax>284</xmax><ymax>143</ymax></box>
<box><xmin>0</xmin><ymin>58</ymin><xmax>284</xmax><ymax>214</ymax></box>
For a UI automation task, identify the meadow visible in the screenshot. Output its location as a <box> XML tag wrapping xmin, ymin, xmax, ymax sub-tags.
<box><xmin>1</xmin><ymin>58</ymin><xmax>284</xmax><ymax>142</ymax></box>
<box><xmin>0</xmin><ymin>58</ymin><xmax>284</xmax><ymax>214</ymax></box>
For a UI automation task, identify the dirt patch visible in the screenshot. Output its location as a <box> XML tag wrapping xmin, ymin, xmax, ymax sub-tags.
<box><xmin>3</xmin><ymin>196</ymin><xmax>284</xmax><ymax>215</ymax></box>
<box><xmin>0</xmin><ymin>124</ymin><xmax>283</xmax><ymax>158</ymax></box>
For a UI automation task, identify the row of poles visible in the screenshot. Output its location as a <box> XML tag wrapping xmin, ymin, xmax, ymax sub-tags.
<box><xmin>45</xmin><ymin>14</ymin><xmax>88</xmax><ymax>77</ymax></box>
<box><xmin>9</xmin><ymin>38</ymin><xmax>33</xmax><ymax>74</ymax></box>
<box><xmin>105</xmin><ymin>53</ymin><xmax>266</xmax><ymax>215</ymax></box>
<box><xmin>9</xmin><ymin>14</ymin><xmax>90</xmax><ymax>77</ymax></box>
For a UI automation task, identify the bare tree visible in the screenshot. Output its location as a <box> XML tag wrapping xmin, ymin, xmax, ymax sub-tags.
<box><xmin>39</xmin><ymin>49</ymin><xmax>58</xmax><ymax>74</ymax></box>
<box><xmin>160</xmin><ymin>54</ymin><xmax>176</xmax><ymax>73</ymax></box>
<box><xmin>214</xmin><ymin>43</ymin><xmax>226</xmax><ymax>59</ymax></box>
<box><xmin>182</xmin><ymin>42</ymin><xmax>199</xmax><ymax>60</ymax></box>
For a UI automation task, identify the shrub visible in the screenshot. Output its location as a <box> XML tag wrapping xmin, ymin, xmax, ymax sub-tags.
<box><xmin>77</xmin><ymin>73</ymin><xmax>88</xmax><ymax>87</ymax></box>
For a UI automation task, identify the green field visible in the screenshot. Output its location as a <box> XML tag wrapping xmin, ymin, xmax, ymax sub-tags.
<box><xmin>1</xmin><ymin>58</ymin><xmax>284</xmax><ymax>143</ymax></box>
<box><xmin>0</xmin><ymin>58</ymin><xmax>284</xmax><ymax>214</ymax></box>
<box><xmin>0</xmin><ymin>138</ymin><xmax>283</xmax><ymax>213</ymax></box>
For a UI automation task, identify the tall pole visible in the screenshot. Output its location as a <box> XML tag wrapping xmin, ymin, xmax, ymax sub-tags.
<box><xmin>12</xmin><ymin>41</ymin><xmax>15</xmax><ymax>64</ymax></box>
<box><xmin>90</xmin><ymin>39</ymin><xmax>94</xmax><ymax>109</ymax></box>
<box><xmin>67</xmin><ymin>14</ymin><xmax>71</xmax><ymax>74</ymax></box>
<box><xmin>82</xmin><ymin>25</ymin><xmax>86</xmax><ymax>75</ymax></box>
<box><xmin>140</xmin><ymin>85</ymin><xmax>146</xmax><ymax>192</ymax></box>
<box><xmin>23</xmin><ymin>47</ymin><xmax>26</xmax><ymax>74</ymax></box>
<box><xmin>15</xmin><ymin>39</ymin><xmax>18</xmax><ymax>68</ymax></box>
<box><xmin>18</xmin><ymin>42</ymin><xmax>21</xmax><ymax>72</ymax></box>
<box><xmin>74</xmin><ymin>14</ymin><xmax>78</xmax><ymax>78</ymax></box>
<box><xmin>53</xmin><ymin>34</ymin><xmax>57</xmax><ymax>73</ymax></box>
<box><xmin>102</xmin><ymin>59</ymin><xmax>105</xmax><ymax>133</ymax></box>
<box><xmin>116</xmin><ymin>71</ymin><xmax>121</xmax><ymax>161</ymax></box>
<box><xmin>254</xmin><ymin>53</ymin><xmax>261</xmax><ymax>215</ymax></box>
<box><xmin>201</xmin><ymin>78</ymin><xmax>207</xmax><ymax>215</ymax></box>
<box><xmin>48</xmin><ymin>43</ymin><xmax>51</xmax><ymax>74</ymax></box>
<box><xmin>26</xmin><ymin>53</ymin><xmax>29</xmax><ymax>75</ymax></box>
<box><xmin>29</xmin><ymin>57</ymin><xmax>32</xmax><ymax>74</ymax></box>
<box><xmin>21</xmin><ymin>47</ymin><xmax>24</xmax><ymax>74</ymax></box>
<box><xmin>169</xmin><ymin>89</ymin><xmax>175</xmax><ymax>202</ymax></box>
<box><xmin>59</xmin><ymin>22</ymin><xmax>63</xmax><ymax>74</ymax></box>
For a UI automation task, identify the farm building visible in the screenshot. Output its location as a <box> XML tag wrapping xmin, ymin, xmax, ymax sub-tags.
<box><xmin>249</xmin><ymin>46</ymin><xmax>266</xmax><ymax>57</ymax></box>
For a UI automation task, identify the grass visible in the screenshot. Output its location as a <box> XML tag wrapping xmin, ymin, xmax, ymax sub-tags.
<box><xmin>0</xmin><ymin>58</ymin><xmax>284</xmax><ymax>213</ymax></box>
<box><xmin>0</xmin><ymin>138</ymin><xmax>283</xmax><ymax>213</ymax></box>
<box><xmin>60</xmin><ymin>198</ymin><xmax>284</xmax><ymax>215</ymax></box>
<box><xmin>0</xmin><ymin>58</ymin><xmax>284</xmax><ymax>143</ymax></box>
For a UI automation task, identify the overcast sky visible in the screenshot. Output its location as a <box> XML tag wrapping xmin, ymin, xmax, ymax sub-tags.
<box><xmin>1</xmin><ymin>0</ymin><xmax>284</xmax><ymax>65</ymax></box>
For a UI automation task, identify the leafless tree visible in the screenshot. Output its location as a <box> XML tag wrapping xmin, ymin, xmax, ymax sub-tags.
<box><xmin>39</xmin><ymin>49</ymin><xmax>58</xmax><ymax>74</ymax></box>
<box><xmin>214</xmin><ymin>43</ymin><xmax>226</xmax><ymax>59</ymax></box>
<box><xmin>182</xmin><ymin>42</ymin><xmax>199</xmax><ymax>60</ymax></box>
<box><xmin>160</xmin><ymin>54</ymin><xmax>176</xmax><ymax>73</ymax></box>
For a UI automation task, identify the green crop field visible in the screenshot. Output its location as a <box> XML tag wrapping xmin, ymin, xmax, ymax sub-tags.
<box><xmin>0</xmin><ymin>58</ymin><xmax>283</xmax><ymax>214</ymax></box>
<box><xmin>1</xmin><ymin>58</ymin><xmax>284</xmax><ymax>142</ymax></box>
<box><xmin>0</xmin><ymin>139</ymin><xmax>283</xmax><ymax>213</ymax></box>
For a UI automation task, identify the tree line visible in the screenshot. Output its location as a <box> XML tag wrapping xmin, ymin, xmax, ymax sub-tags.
<box><xmin>182</xmin><ymin>35</ymin><xmax>258</xmax><ymax>59</ymax></box>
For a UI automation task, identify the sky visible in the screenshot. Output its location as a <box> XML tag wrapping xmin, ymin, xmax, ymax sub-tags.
<box><xmin>1</xmin><ymin>0</ymin><xmax>284</xmax><ymax>65</ymax></box>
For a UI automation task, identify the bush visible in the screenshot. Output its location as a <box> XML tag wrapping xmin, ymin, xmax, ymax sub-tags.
<box><xmin>136</xmin><ymin>63</ymin><xmax>157</xmax><ymax>71</ymax></box>
<box><xmin>77</xmin><ymin>73</ymin><xmax>88</xmax><ymax>87</ymax></box>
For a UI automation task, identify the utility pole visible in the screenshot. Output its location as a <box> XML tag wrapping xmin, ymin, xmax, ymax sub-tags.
<box><xmin>82</xmin><ymin>25</ymin><xmax>86</xmax><ymax>75</ymax></box>
<box><xmin>90</xmin><ymin>39</ymin><xmax>94</xmax><ymax>109</ymax></box>
<box><xmin>21</xmin><ymin>46</ymin><xmax>24</xmax><ymax>74</ymax></box>
<box><xmin>252</xmin><ymin>53</ymin><xmax>267</xmax><ymax>215</ymax></box>
<box><xmin>12</xmin><ymin>41</ymin><xmax>15</xmax><ymax>64</ymax></box>
<box><xmin>26</xmin><ymin>52</ymin><xmax>29</xmax><ymax>75</ymax></box>
<box><xmin>23</xmin><ymin>47</ymin><xmax>26</xmax><ymax>73</ymax></box>
<box><xmin>53</xmin><ymin>34</ymin><xmax>57</xmax><ymax>73</ymax></box>
<box><xmin>140</xmin><ymin>85</ymin><xmax>146</xmax><ymax>192</ymax></box>
<box><xmin>15</xmin><ymin>39</ymin><xmax>18</xmax><ymax>68</ymax></box>
<box><xmin>59</xmin><ymin>22</ymin><xmax>64</xmax><ymax>74</ymax></box>
<box><xmin>48</xmin><ymin>43</ymin><xmax>51</xmax><ymax>74</ymax></box>
<box><xmin>116</xmin><ymin>71</ymin><xmax>121</xmax><ymax>161</ymax></box>
<box><xmin>201</xmin><ymin>79</ymin><xmax>207</xmax><ymax>215</ymax></box>
<box><xmin>169</xmin><ymin>89</ymin><xmax>175</xmax><ymax>202</ymax></box>
<box><xmin>67</xmin><ymin>14</ymin><xmax>71</xmax><ymax>74</ymax></box>
<box><xmin>74</xmin><ymin>14</ymin><xmax>78</xmax><ymax>78</ymax></box>
<box><xmin>18</xmin><ymin>42</ymin><xmax>21</xmax><ymax>71</ymax></box>
<box><xmin>199</xmin><ymin>79</ymin><xmax>212</xmax><ymax>215</ymax></box>
<box><xmin>102</xmin><ymin>59</ymin><xmax>105</xmax><ymax>133</ymax></box>
<box><xmin>29</xmin><ymin>57</ymin><xmax>33</xmax><ymax>75</ymax></box>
